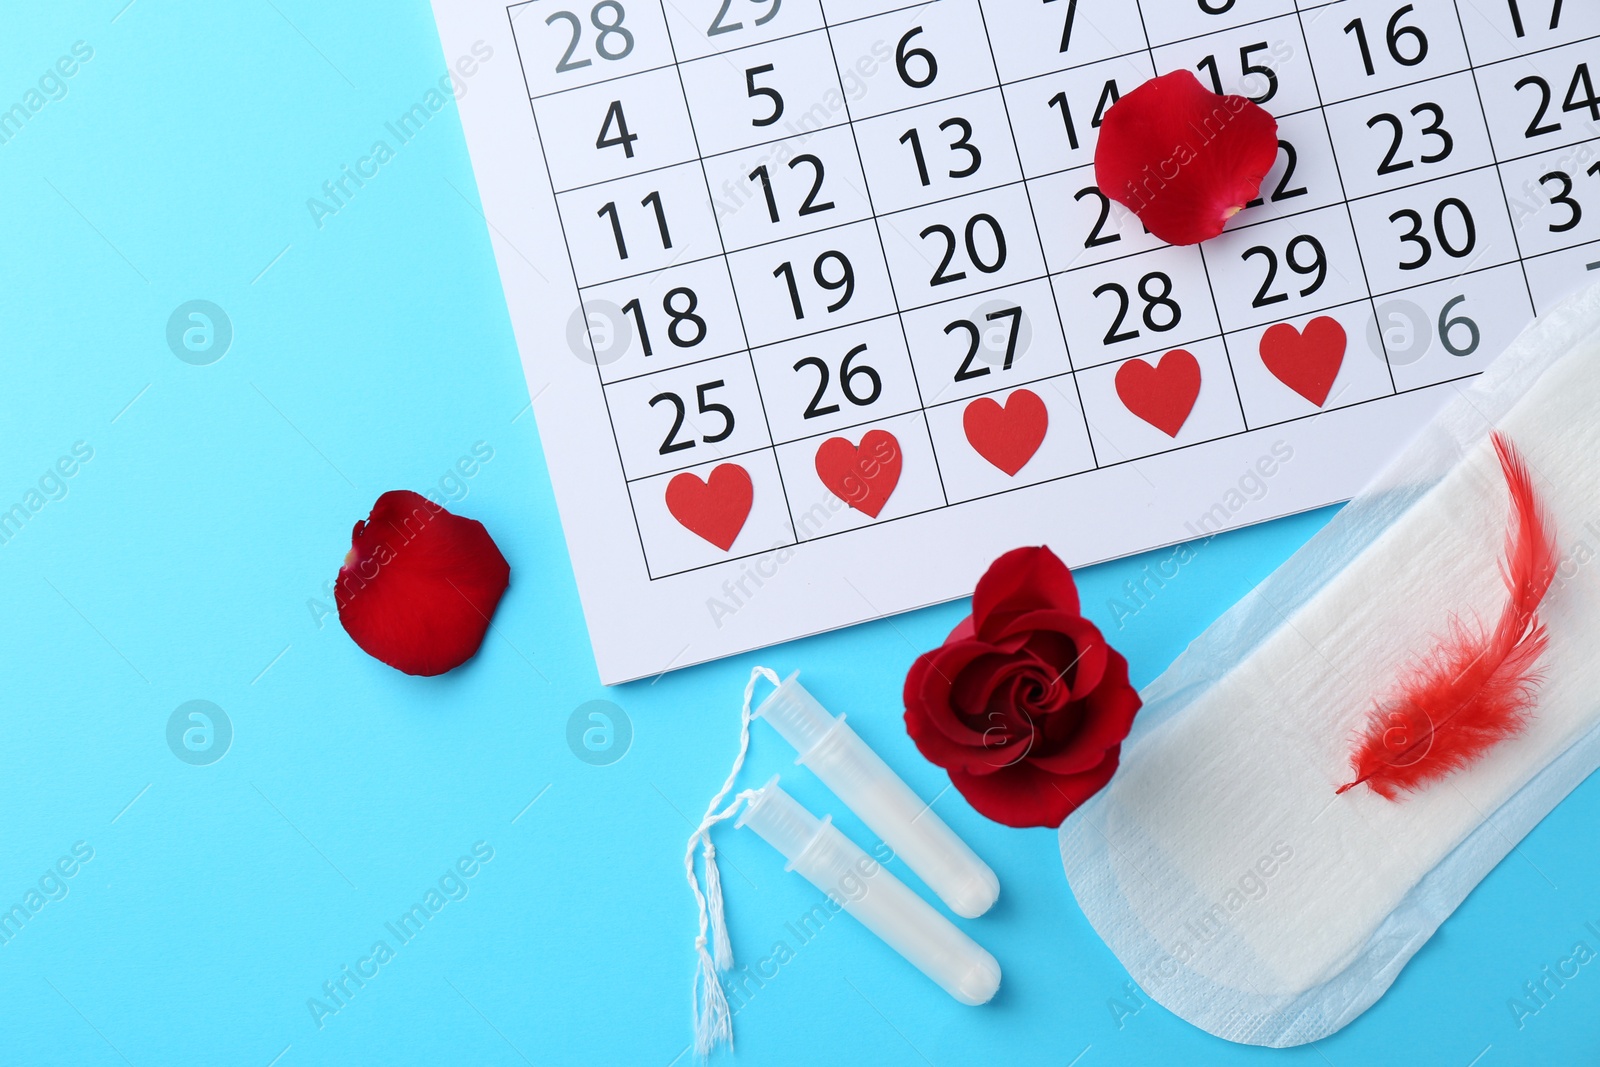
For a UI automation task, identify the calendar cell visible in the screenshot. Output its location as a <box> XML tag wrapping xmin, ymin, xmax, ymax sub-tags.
<box><xmin>1221</xmin><ymin>109</ymin><xmax>1344</xmax><ymax>226</ymax></box>
<box><xmin>1054</xmin><ymin>244</ymin><xmax>1221</xmax><ymax>368</ymax></box>
<box><xmin>727</xmin><ymin>221</ymin><xmax>899</xmax><ymax>347</ymax></box>
<box><xmin>1153</xmin><ymin>15</ymin><xmax>1320</xmax><ymax>119</ymax></box>
<box><xmin>1522</xmin><ymin>239</ymin><xmax>1600</xmax><ymax>314</ymax></box>
<box><xmin>818</xmin><ymin>0</ymin><xmax>911</xmax><ymax>25</ymax></box>
<box><xmin>1498</xmin><ymin>141</ymin><xmax>1600</xmax><ymax>257</ymax></box>
<box><xmin>1073</xmin><ymin>338</ymin><xmax>1246</xmax><ymax>462</ymax></box>
<box><xmin>853</xmin><ymin>88</ymin><xmax>1022</xmax><ymax>213</ymax></box>
<box><xmin>776</xmin><ymin>411</ymin><xmax>946</xmax><ymax>538</ymax></box>
<box><xmin>877</xmin><ymin>183</ymin><xmax>1049</xmax><ymax>307</ymax></box>
<box><xmin>537</xmin><ymin>66</ymin><xmax>699</xmax><ymax>191</ymax></box>
<box><xmin>701</xmin><ymin>124</ymin><xmax>874</xmax><ymax>251</ymax></box>
<box><xmin>1457</xmin><ymin>0</ymin><xmax>1599</xmax><ymax>67</ymax></box>
<box><xmin>1372</xmin><ymin>263</ymin><xmax>1532</xmax><ymax>391</ymax></box>
<box><xmin>1139</xmin><ymin>0</ymin><xmax>1297</xmax><ymax>49</ymax></box>
<box><xmin>677</xmin><ymin>29</ymin><xmax>848</xmax><ymax>157</ymax></box>
<box><xmin>558</xmin><ymin>160</ymin><xmax>725</xmax><ymax>285</ymax></box>
<box><xmin>1322</xmin><ymin>72</ymin><xmax>1495</xmax><ymax>200</ymax></box>
<box><xmin>582</xmin><ymin>257</ymin><xmax>746</xmax><ymax>382</ymax></box>
<box><xmin>1002</xmin><ymin>51</ymin><xmax>1157</xmax><ymax>178</ymax></box>
<box><xmin>1205</xmin><ymin>203</ymin><xmax>1370</xmax><ymax>331</ymax></box>
<box><xmin>900</xmin><ymin>278</ymin><xmax>1074</xmax><ymax>405</ymax></box>
<box><xmin>662</xmin><ymin>0</ymin><xmax>826</xmax><ymax>62</ymax></box>
<box><xmin>631</xmin><ymin>450</ymin><xmax>796</xmax><ymax>577</ymax></box>
<box><xmin>1298</xmin><ymin>0</ymin><xmax>1470</xmax><ymax>105</ymax></box>
<box><xmin>603</xmin><ymin>352</ymin><xmax>771</xmax><ymax>479</ymax></box>
<box><xmin>1477</xmin><ymin>40</ymin><xmax>1600</xmax><ymax>162</ymax></box>
<box><xmin>1030</xmin><ymin>166</ymin><xmax>1166</xmax><ymax>273</ymax></box>
<box><xmin>926</xmin><ymin>378</ymin><xmax>1097</xmax><ymax>502</ymax></box>
<box><xmin>750</xmin><ymin>315</ymin><xmax>923</xmax><ymax>443</ymax></box>
<box><xmin>1227</xmin><ymin>301</ymin><xmax>1393</xmax><ymax>427</ymax></box>
<box><xmin>511</xmin><ymin>0</ymin><xmax>676</xmax><ymax>98</ymax></box>
<box><xmin>982</xmin><ymin>0</ymin><xmax>1151</xmax><ymax>83</ymax></box>
<box><xmin>1347</xmin><ymin>167</ymin><xmax>1520</xmax><ymax>293</ymax></box>
<box><xmin>824</xmin><ymin>1</ymin><xmax>1001</xmax><ymax>120</ymax></box>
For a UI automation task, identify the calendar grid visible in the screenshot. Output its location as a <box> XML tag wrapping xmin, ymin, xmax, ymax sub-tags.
<box><xmin>1289</xmin><ymin>0</ymin><xmax>1398</xmax><ymax>394</ymax></box>
<box><xmin>1128</xmin><ymin>0</ymin><xmax>1259</xmax><ymax>437</ymax></box>
<box><xmin>620</xmin><ymin>364</ymin><xmax>1484</xmax><ymax>581</ymax></box>
<box><xmin>503</xmin><ymin>13</ymin><xmax>657</xmax><ymax>574</ymax></box>
<box><xmin>970</xmin><ymin>0</ymin><xmax>1104</xmax><ymax>468</ymax></box>
<box><xmin>511</xmin><ymin>0</ymin><xmax>1600</xmax><ymax>580</ymax></box>
<box><xmin>813</xmin><ymin>6</ymin><xmax>954</xmax><ymax>507</ymax></box>
<box><xmin>1446</xmin><ymin>0</ymin><xmax>1540</xmax><ymax>310</ymax></box>
<box><xmin>648</xmin><ymin>0</ymin><xmax>804</xmax><ymax>546</ymax></box>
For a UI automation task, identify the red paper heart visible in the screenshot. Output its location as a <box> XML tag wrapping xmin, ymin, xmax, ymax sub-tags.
<box><xmin>665</xmin><ymin>464</ymin><xmax>752</xmax><ymax>551</ymax></box>
<box><xmin>1114</xmin><ymin>350</ymin><xmax>1201</xmax><ymax>437</ymax></box>
<box><xmin>963</xmin><ymin>389</ymin><xmax>1048</xmax><ymax>476</ymax></box>
<box><xmin>815</xmin><ymin>429</ymin><xmax>902</xmax><ymax>518</ymax></box>
<box><xmin>1260</xmin><ymin>316</ymin><xmax>1347</xmax><ymax>407</ymax></box>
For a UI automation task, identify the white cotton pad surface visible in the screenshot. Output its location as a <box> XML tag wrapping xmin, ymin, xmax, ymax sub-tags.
<box><xmin>1060</xmin><ymin>283</ymin><xmax>1600</xmax><ymax>1046</ymax></box>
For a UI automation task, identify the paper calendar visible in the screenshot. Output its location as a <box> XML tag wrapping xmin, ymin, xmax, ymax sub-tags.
<box><xmin>431</xmin><ymin>0</ymin><xmax>1600</xmax><ymax>682</ymax></box>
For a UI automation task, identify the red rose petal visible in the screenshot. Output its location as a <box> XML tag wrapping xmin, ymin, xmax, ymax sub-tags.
<box><xmin>948</xmin><ymin>748</ymin><xmax>1121</xmax><ymax>830</ymax></box>
<box><xmin>335</xmin><ymin>490</ymin><xmax>510</xmax><ymax>676</ymax></box>
<box><xmin>971</xmin><ymin>546</ymin><xmax>1081</xmax><ymax>641</ymax></box>
<box><xmin>1094</xmin><ymin>70</ymin><xmax>1279</xmax><ymax>246</ymax></box>
<box><xmin>1002</xmin><ymin>612</ymin><xmax>1109</xmax><ymax>699</ymax></box>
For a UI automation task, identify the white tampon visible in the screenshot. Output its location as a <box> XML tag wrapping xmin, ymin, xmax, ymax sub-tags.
<box><xmin>736</xmin><ymin>776</ymin><xmax>1001</xmax><ymax>1005</ymax></box>
<box><xmin>753</xmin><ymin>672</ymin><xmax>999</xmax><ymax>918</ymax></box>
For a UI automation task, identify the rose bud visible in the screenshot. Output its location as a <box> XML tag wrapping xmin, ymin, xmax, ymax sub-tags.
<box><xmin>903</xmin><ymin>546</ymin><xmax>1142</xmax><ymax>829</ymax></box>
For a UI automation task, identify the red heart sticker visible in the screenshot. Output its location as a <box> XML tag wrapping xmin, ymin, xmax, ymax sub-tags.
<box><xmin>815</xmin><ymin>429</ymin><xmax>902</xmax><ymax>518</ymax></box>
<box><xmin>1260</xmin><ymin>316</ymin><xmax>1346</xmax><ymax>407</ymax></box>
<box><xmin>1114</xmin><ymin>349</ymin><xmax>1201</xmax><ymax>437</ymax></box>
<box><xmin>665</xmin><ymin>463</ymin><xmax>752</xmax><ymax>551</ymax></box>
<box><xmin>963</xmin><ymin>389</ymin><xmax>1048</xmax><ymax>476</ymax></box>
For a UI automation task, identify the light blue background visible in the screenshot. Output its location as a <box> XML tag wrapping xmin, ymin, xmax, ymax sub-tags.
<box><xmin>2</xmin><ymin>2</ymin><xmax>1596</xmax><ymax>1064</ymax></box>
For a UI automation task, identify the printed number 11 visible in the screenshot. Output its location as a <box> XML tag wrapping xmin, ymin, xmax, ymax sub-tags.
<box><xmin>1043</xmin><ymin>0</ymin><xmax>1077</xmax><ymax>53</ymax></box>
<box><xmin>1506</xmin><ymin>0</ymin><xmax>1563</xmax><ymax>37</ymax></box>
<box><xmin>597</xmin><ymin>191</ymin><xmax>670</xmax><ymax>259</ymax></box>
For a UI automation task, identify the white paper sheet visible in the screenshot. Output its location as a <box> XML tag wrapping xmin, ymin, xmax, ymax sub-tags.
<box><xmin>430</xmin><ymin>0</ymin><xmax>1600</xmax><ymax>682</ymax></box>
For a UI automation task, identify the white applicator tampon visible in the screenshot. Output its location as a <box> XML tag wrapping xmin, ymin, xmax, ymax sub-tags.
<box><xmin>736</xmin><ymin>776</ymin><xmax>1001</xmax><ymax>1006</ymax></box>
<box><xmin>753</xmin><ymin>672</ymin><xmax>999</xmax><ymax>918</ymax></box>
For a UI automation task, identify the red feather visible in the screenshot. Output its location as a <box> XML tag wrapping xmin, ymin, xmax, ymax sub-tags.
<box><xmin>1337</xmin><ymin>432</ymin><xmax>1558</xmax><ymax>800</ymax></box>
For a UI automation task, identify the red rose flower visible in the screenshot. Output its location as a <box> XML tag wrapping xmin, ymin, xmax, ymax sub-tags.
<box><xmin>336</xmin><ymin>490</ymin><xmax>510</xmax><ymax>676</ymax></box>
<box><xmin>1094</xmin><ymin>69</ymin><xmax>1279</xmax><ymax>245</ymax></box>
<box><xmin>903</xmin><ymin>547</ymin><xmax>1141</xmax><ymax>828</ymax></box>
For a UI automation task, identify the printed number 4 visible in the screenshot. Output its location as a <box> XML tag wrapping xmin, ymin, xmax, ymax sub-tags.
<box><xmin>596</xmin><ymin>100</ymin><xmax>638</xmax><ymax>156</ymax></box>
<box><xmin>548</xmin><ymin>1</ymin><xmax>634</xmax><ymax>73</ymax></box>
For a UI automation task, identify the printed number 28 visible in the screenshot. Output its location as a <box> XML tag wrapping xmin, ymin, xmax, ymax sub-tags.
<box><xmin>548</xmin><ymin>1</ymin><xmax>635</xmax><ymax>73</ymax></box>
